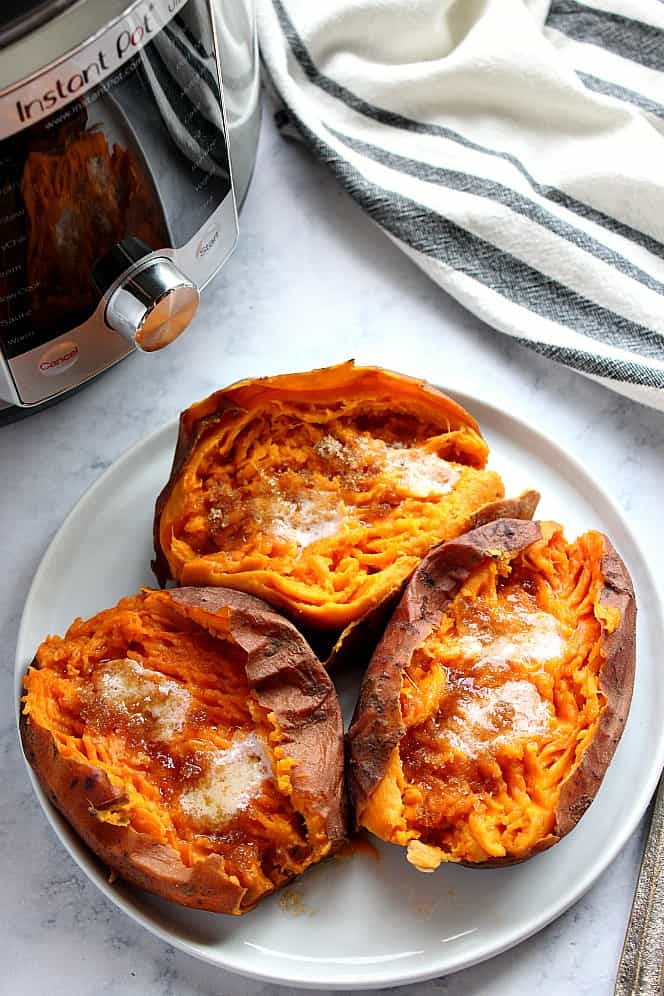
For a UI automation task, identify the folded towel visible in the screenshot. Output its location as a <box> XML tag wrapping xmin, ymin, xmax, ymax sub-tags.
<box><xmin>257</xmin><ymin>0</ymin><xmax>664</xmax><ymax>411</ymax></box>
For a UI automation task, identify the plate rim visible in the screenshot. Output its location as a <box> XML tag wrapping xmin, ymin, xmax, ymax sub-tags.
<box><xmin>14</xmin><ymin>383</ymin><xmax>664</xmax><ymax>990</ymax></box>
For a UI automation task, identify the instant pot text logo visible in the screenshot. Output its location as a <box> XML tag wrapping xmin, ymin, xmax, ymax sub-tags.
<box><xmin>15</xmin><ymin>56</ymin><xmax>113</xmax><ymax>122</ymax></box>
<box><xmin>5</xmin><ymin>0</ymin><xmax>184</xmax><ymax>136</ymax></box>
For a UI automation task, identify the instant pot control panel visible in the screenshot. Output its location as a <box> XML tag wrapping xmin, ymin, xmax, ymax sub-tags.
<box><xmin>0</xmin><ymin>0</ymin><xmax>239</xmax><ymax>407</ymax></box>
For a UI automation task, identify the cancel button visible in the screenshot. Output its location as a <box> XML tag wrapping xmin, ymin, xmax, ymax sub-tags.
<box><xmin>38</xmin><ymin>341</ymin><xmax>80</xmax><ymax>376</ymax></box>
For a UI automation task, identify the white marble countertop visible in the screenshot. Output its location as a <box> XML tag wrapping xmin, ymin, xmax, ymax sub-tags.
<box><xmin>3</xmin><ymin>98</ymin><xmax>664</xmax><ymax>996</ymax></box>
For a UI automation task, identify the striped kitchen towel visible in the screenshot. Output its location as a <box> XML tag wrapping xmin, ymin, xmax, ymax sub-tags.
<box><xmin>256</xmin><ymin>0</ymin><xmax>664</xmax><ymax>411</ymax></box>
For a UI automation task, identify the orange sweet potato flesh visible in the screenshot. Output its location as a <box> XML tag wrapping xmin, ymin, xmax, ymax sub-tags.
<box><xmin>21</xmin><ymin>588</ymin><xmax>346</xmax><ymax>914</ymax></box>
<box><xmin>153</xmin><ymin>362</ymin><xmax>538</xmax><ymax>637</ymax></box>
<box><xmin>347</xmin><ymin>519</ymin><xmax>636</xmax><ymax>868</ymax></box>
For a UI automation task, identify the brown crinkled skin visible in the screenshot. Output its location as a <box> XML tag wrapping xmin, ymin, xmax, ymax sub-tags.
<box><xmin>21</xmin><ymin>723</ymin><xmax>248</xmax><ymax>912</ymax></box>
<box><xmin>21</xmin><ymin>588</ymin><xmax>347</xmax><ymax>914</ymax></box>
<box><xmin>554</xmin><ymin>543</ymin><xmax>637</xmax><ymax>836</ymax></box>
<box><xmin>166</xmin><ymin>588</ymin><xmax>347</xmax><ymax>848</ymax></box>
<box><xmin>347</xmin><ymin>519</ymin><xmax>636</xmax><ymax>865</ymax></box>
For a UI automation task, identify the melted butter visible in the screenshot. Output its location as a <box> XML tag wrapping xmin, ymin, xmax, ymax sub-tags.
<box><xmin>179</xmin><ymin>732</ymin><xmax>274</xmax><ymax>828</ymax></box>
<box><xmin>353</xmin><ymin>437</ymin><xmax>459</xmax><ymax>498</ymax></box>
<box><xmin>222</xmin><ymin>431</ymin><xmax>459</xmax><ymax>551</ymax></box>
<box><xmin>380</xmin><ymin>445</ymin><xmax>459</xmax><ymax>497</ymax></box>
<box><xmin>434</xmin><ymin>600</ymin><xmax>564</xmax><ymax>756</ymax></box>
<box><xmin>314</xmin><ymin>432</ymin><xmax>459</xmax><ymax>498</ymax></box>
<box><xmin>455</xmin><ymin>608</ymin><xmax>564</xmax><ymax>667</ymax></box>
<box><xmin>446</xmin><ymin>680</ymin><xmax>553</xmax><ymax>756</ymax></box>
<box><xmin>93</xmin><ymin>658</ymin><xmax>191</xmax><ymax>740</ymax></box>
<box><xmin>254</xmin><ymin>491</ymin><xmax>344</xmax><ymax>549</ymax></box>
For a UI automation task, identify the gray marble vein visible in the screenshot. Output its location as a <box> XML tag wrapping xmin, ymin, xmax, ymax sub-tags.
<box><xmin>2</xmin><ymin>94</ymin><xmax>663</xmax><ymax>996</ymax></box>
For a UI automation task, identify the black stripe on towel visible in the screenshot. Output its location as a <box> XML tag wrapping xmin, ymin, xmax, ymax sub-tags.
<box><xmin>270</xmin><ymin>84</ymin><xmax>664</xmax><ymax>381</ymax></box>
<box><xmin>327</xmin><ymin>124</ymin><xmax>664</xmax><ymax>301</ymax></box>
<box><xmin>510</xmin><ymin>336</ymin><xmax>664</xmax><ymax>390</ymax></box>
<box><xmin>548</xmin><ymin>1</ymin><xmax>664</xmax><ymax>74</ymax></box>
<box><xmin>271</xmin><ymin>0</ymin><xmax>664</xmax><ymax>263</ymax></box>
<box><xmin>577</xmin><ymin>72</ymin><xmax>664</xmax><ymax>121</ymax></box>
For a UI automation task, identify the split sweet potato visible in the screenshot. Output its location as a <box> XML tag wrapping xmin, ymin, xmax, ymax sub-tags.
<box><xmin>153</xmin><ymin>362</ymin><xmax>537</xmax><ymax>643</ymax></box>
<box><xmin>21</xmin><ymin>588</ymin><xmax>347</xmax><ymax>913</ymax></box>
<box><xmin>347</xmin><ymin>519</ymin><xmax>636</xmax><ymax>868</ymax></box>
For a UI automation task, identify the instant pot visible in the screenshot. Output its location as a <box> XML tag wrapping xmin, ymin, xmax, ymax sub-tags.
<box><xmin>0</xmin><ymin>0</ymin><xmax>260</xmax><ymax>419</ymax></box>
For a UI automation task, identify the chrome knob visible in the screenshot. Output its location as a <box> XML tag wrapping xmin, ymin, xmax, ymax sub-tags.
<box><xmin>105</xmin><ymin>258</ymin><xmax>200</xmax><ymax>352</ymax></box>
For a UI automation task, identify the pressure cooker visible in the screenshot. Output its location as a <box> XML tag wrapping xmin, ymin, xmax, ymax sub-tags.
<box><xmin>0</xmin><ymin>0</ymin><xmax>260</xmax><ymax>419</ymax></box>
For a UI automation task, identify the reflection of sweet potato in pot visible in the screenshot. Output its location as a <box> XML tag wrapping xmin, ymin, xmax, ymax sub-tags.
<box><xmin>347</xmin><ymin>519</ymin><xmax>636</xmax><ymax>869</ymax></box>
<box><xmin>20</xmin><ymin>588</ymin><xmax>346</xmax><ymax>914</ymax></box>
<box><xmin>21</xmin><ymin>127</ymin><xmax>166</xmax><ymax>331</ymax></box>
<box><xmin>153</xmin><ymin>362</ymin><xmax>537</xmax><ymax>642</ymax></box>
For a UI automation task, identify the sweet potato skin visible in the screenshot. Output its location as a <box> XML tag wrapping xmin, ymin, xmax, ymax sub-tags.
<box><xmin>21</xmin><ymin>718</ymin><xmax>250</xmax><ymax>913</ymax></box>
<box><xmin>347</xmin><ymin>519</ymin><xmax>636</xmax><ymax>863</ymax></box>
<box><xmin>554</xmin><ymin>539</ymin><xmax>636</xmax><ymax>837</ymax></box>
<box><xmin>20</xmin><ymin>587</ymin><xmax>347</xmax><ymax>913</ymax></box>
<box><xmin>166</xmin><ymin>587</ymin><xmax>348</xmax><ymax>850</ymax></box>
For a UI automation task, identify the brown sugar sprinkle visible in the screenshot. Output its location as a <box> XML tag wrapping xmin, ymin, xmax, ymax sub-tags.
<box><xmin>314</xmin><ymin>435</ymin><xmax>347</xmax><ymax>462</ymax></box>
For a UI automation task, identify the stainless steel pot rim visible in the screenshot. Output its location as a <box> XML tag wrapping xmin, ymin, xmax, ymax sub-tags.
<box><xmin>0</xmin><ymin>0</ymin><xmax>156</xmax><ymax>95</ymax></box>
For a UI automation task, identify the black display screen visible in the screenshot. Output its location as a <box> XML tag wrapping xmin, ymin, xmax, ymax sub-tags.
<box><xmin>0</xmin><ymin>0</ymin><xmax>231</xmax><ymax>360</ymax></box>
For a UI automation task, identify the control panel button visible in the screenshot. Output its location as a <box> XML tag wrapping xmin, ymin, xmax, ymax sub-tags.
<box><xmin>105</xmin><ymin>259</ymin><xmax>200</xmax><ymax>352</ymax></box>
<box><xmin>38</xmin><ymin>341</ymin><xmax>80</xmax><ymax>376</ymax></box>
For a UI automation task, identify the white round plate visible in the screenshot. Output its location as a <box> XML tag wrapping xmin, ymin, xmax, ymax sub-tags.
<box><xmin>15</xmin><ymin>388</ymin><xmax>664</xmax><ymax>990</ymax></box>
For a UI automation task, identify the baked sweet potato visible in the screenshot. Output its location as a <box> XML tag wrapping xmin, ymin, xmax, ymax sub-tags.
<box><xmin>20</xmin><ymin>588</ymin><xmax>346</xmax><ymax>914</ymax></box>
<box><xmin>153</xmin><ymin>362</ymin><xmax>537</xmax><ymax>636</ymax></box>
<box><xmin>347</xmin><ymin>519</ymin><xmax>636</xmax><ymax>869</ymax></box>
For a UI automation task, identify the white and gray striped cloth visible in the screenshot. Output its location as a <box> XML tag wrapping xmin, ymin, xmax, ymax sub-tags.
<box><xmin>256</xmin><ymin>0</ymin><xmax>664</xmax><ymax>411</ymax></box>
